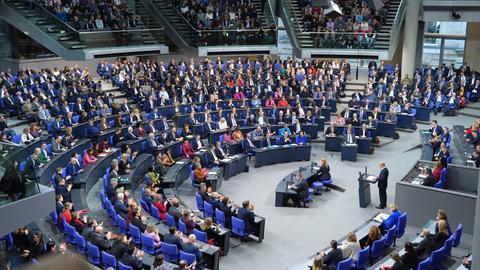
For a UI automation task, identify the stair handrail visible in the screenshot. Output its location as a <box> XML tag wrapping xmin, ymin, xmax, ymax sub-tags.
<box><xmin>148</xmin><ymin>0</ymin><xmax>200</xmax><ymax>33</ymax></box>
<box><xmin>279</xmin><ymin>0</ymin><xmax>301</xmax><ymax>53</ymax></box>
<box><xmin>284</xmin><ymin>0</ymin><xmax>303</xmax><ymax>32</ymax></box>
<box><xmin>388</xmin><ymin>0</ymin><xmax>407</xmax><ymax>58</ymax></box>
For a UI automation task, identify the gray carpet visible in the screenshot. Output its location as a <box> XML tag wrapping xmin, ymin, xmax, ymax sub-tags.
<box><xmin>176</xmin><ymin>113</ymin><xmax>476</xmax><ymax>270</ymax></box>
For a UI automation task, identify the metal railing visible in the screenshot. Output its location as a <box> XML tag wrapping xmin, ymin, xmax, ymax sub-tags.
<box><xmin>388</xmin><ymin>0</ymin><xmax>407</xmax><ymax>57</ymax></box>
<box><xmin>300</xmin><ymin>31</ymin><xmax>387</xmax><ymax>49</ymax></box>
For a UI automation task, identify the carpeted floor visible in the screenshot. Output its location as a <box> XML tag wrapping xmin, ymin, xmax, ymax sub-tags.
<box><xmin>176</xmin><ymin>113</ymin><xmax>476</xmax><ymax>270</ymax></box>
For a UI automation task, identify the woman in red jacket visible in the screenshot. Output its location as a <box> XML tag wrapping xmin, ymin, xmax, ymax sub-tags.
<box><xmin>153</xmin><ymin>195</ymin><xmax>166</xmax><ymax>221</ymax></box>
<box><xmin>432</xmin><ymin>161</ymin><xmax>442</xmax><ymax>180</ymax></box>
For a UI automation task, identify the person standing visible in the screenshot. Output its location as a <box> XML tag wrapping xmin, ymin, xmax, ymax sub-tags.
<box><xmin>376</xmin><ymin>162</ymin><xmax>389</xmax><ymax>209</ymax></box>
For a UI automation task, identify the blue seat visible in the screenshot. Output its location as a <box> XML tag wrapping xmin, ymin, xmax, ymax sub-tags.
<box><xmin>118</xmin><ymin>262</ymin><xmax>133</xmax><ymax>270</ymax></box>
<box><xmin>46</xmin><ymin>144</ymin><xmax>53</xmax><ymax>155</ymax></box>
<box><xmin>75</xmin><ymin>232</ymin><xmax>86</xmax><ymax>254</ymax></box>
<box><xmin>303</xmin><ymin>188</ymin><xmax>314</xmax><ymax>207</ymax></box>
<box><xmin>100</xmin><ymin>190</ymin><xmax>107</xmax><ymax>209</ymax></box>
<box><xmin>151</xmin><ymin>205</ymin><xmax>161</xmax><ymax>220</ymax></box>
<box><xmin>337</xmin><ymin>257</ymin><xmax>352</xmax><ymax>270</ymax></box>
<box><xmin>19</xmin><ymin>161</ymin><xmax>27</xmax><ymax>172</ymax></box>
<box><xmin>140</xmin><ymin>199</ymin><xmax>150</xmax><ymax>213</ymax></box>
<box><xmin>166</xmin><ymin>213</ymin><xmax>176</xmax><ymax>227</ymax></box>
<box><xmin>161</xmin><ymin>243</ymin><xmax>179</xmax><ymax>263</ymax></box>
<box><xmin>0</xmin><ymin>234</ymin><xmax>14</xmax><ymax>251</ymax></box>
<box><xmin>417</xmin><ymin>257</ymin><xmax>430</xmax><ymax>270</ymax></box>
<box><xmin>443</xmin><ymin>235</ymin><xmax>454</xmax><ymax>258</ymax></box>
<box><xmin>107</xmin><ymin>205</ymin><xmax>117</xmax><ymax>225</ymax></box>
<box><xmin>191</xmin><ymin>171</ymin><xmax>200</xmax><ymax>188</ymax></box>
<box><xmin>446</xmin><ymin>155</ymin><xmax>453</xmax><ymax>164</ymax></box>
<box><xmin>203</xmin><ymin>201</ymin><xmax>214</xmax><ymax>218</ymax></box>
<box><xmin>12</xmin><ymin>135</ymin><xmax>21</xmax><ymax>144</ymax></box>
<box><xmin>144</xmin><ymin>174</ymin><xmax>150</xmax><ymax>185</ymax></box>
<box><xmin>322</xmin><ymin>178</ymin><xmax>333</xmax><ymax>185</ymax></box>
<box><xmin>117</xmin><ymin>214</ymin><xmax>128</xmax><ymax>234</ymax></box>
<box><xmin>50</xmin><ymin>211</ymin><xmax>58</xmax><ymax>224</ymax></box>
<box><xmin>73</xmin><ymin>115</ymin><xmax>80</xmax><ymax>123</ymax></box>
<box><xmin>194</xmin><ymin>229</ymin><xmax>208</xmax><ymax>243</ymax></box>
<box><xmin>370</xmin><ymin>237</ymin><xmax>386</xmax><ymax>263</ymax></box>
<box><xmin>179</xmin><ymin>250</ymin><xmax>196</xmax><ymax>266</ymax></box>
<box><xmin>353</xmin><ymin>247</ymin><xmax>369</xmax><ymax>269</ymax></box>
<box><xmin>384</xmin><ymin>225</ymin><xmax>396</xmax><ymax>249</ymax></box>
<box><xmin>195</xmin><ymin>192</ymin><xmax>204</xmax><ymax>211</ymax></box>
<box><xmin>141</xmin><ymin>233</ymin><xmax>161</xmax><ymax>254</ymax></box>
<box><xmin>215</xmin><ymin>209</ymin><xmax>226</xmax><ymax>227</ymax></box>
<box><xmin>429</xmin><ymin>247</ymin><xmax>445</xmax><ymax>270</ymax></box>
<box><xmin>231</xmin><ymin>217</ymin><xmax>246</xmax><ymax>238</ymax></box>
<box><xmin>102</xmin><ymin>251</ymin><xmax>116</xmax><ymax>270</ymax></box>
<box><xmin>129</xmin><ymin>224</ymin><xmax>141</xmax><ymax>245</ymax></box>
<box><xmin>453</xmin><ymin>223</ymin><xmax>462</xmax><ymax>247</ymax></box>
<box><xmin>87</xmin><ymin>242</ymin><xmax>101</xmax><ymax>265</ymax></box>
<box><xmin>395</xmin><ymin>212</ymin><xmax>407</xmax><ymax>241</ymax></box>
<box><xmin>63</xmin><ymin>223</ymin><xmax>76</xmax><ymax>244</ymax></box>
<box><xmin>312</xmin><ymin>181</ymin><xmax>324</xmax><ymax>194</ymax></box>
<box><xmin>178</xmin><ymin>220</ymin><xmax>188</xmax><ymax>235</ymax></box>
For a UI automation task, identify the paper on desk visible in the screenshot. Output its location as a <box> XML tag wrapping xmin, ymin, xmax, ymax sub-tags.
<box><xmin>176</xmin><ymin>161</ymin><xmax>184</xmax><ymax>164</ymax></box>
<box><xmin>366</xmin><ymin>175</ymin><xmax>377</xmax><ymax>181</ymax></box>
<box><xmin>208</xmin><ymin>172</ymin><xmax>217</xmax><ymax>175</ymax></box>
<box><xmin>373</xmin><ymin>213</ymin><xmax>390</xmax><ymax>223</ymax></box>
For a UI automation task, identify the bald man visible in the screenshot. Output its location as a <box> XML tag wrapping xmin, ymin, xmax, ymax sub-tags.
<box><xmin>376</xmin><ymin>162</ymin><xmax>389</xmax><ymax>209</ymax></box>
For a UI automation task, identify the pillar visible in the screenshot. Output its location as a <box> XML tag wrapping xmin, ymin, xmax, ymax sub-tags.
<box><xmin>472</xmin><ymin>172</ymin><xmax>480</xmax><ymax>269</ymax></box>
<box><xmin>415</xmin><ymin>21</ymin><xmax>425</xmax><ymax>68</ymax></box>
<box><xmin>400</xmin><ymin>0</ymin><xmax>421</xmax><ymax>79</ymax></box>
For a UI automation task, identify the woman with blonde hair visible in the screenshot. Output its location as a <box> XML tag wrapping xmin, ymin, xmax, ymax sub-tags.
<box><xmin>433</xmin><ymin>219</ymin><xmax>450</xmax><ymax>249</ymax></box>
<box><xmin>435</xmin><ymin>209</ymin><xmax>452</xmax><ymax>235</ymax></box>
<box><xmin>311</xmin><ymin>255</ymin><xmax>324</xmax><ymax>270</ymax></box>
<box><xmin>118</xmin><ymin>153</ymin><xmax>131</xmax><ymax>175</ymax></box>
<box><xmin>342</xmin><ymin>232</ymin><xmax>361</xmax><ymax>260</ymax></box>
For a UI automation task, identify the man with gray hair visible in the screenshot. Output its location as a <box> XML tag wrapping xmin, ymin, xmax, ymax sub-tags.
<box><xmin>376</xmin><ymin>162</ymin><xmax>389</xmax><ymax>209</ymax></box>
<box><xmin>414</xmin><ymin>229</ymin><xmax>436</xmax><ymax>260</ymax></box>
<box><xmin>181</xmin><ymin>234</ymin><xmax>202</xmax><ymax>265</ymax></box>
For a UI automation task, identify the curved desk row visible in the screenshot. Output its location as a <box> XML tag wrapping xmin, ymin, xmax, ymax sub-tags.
<box><xmin>275</xmin><ymin>165</ymin><xmax>318</xmax><ymax>207</ymax></box>
<box><xmin>252</xmin><ymin>144</ymin><xmax>312</xmax><ymax>168</ymax></box>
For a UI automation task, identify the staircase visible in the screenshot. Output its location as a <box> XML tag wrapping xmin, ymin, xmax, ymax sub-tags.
<box><xmin>286</xmin><ymin>0</ymin><xmax>402</xmax><ymax>50</ymax></box>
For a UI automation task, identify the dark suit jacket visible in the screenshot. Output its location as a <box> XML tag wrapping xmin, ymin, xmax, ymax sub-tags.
<box><xmin>89</xmin><ymin>232</ymin><xmax>110</xmax><ymax>250</ymax></box>
<box><xmin>325</xmin><ymin>126</ymin><xmax>338</xmax><ymax>136</ymax></box>
<box><xmin>163</xmin><ymin>233</ymin><xmax>183</xmax><ymax>249</ymax></box>
<box><xmin>415</xmin><ymin>235</ymin><xmax>436</xmax><ymax>259</ymax></box>
<box><xmin>217</xmin><ymin>203</ymin><xmax>233</xmax><ymax>228</ymax></box>
<box><xmin>324</xmin><ymin>248</ymin><xmax>343</xmax><ymax>270</ymax></box>
<box><xmin>237</xmin><ymin>207</ymin><xmax>255</xmax><ymax>232</ymax></box>
<box><xmin>114</xmin><ymin>200</ymin><xmax>129</xmax><ymax>218</ymax></box>
<box><xmin>422</xmin><ymin>174</ymin><xmax>437</xmax><ymax>187</ymax></box>
<box><xmin>291</xmin><ymin>178</ymin><xmax>308</xmax><ymax>200</ymax></box>
<box><xmin>181</xmin><ymin>242</ymin><xmax>202</xmax><ymax>262</ymax></box>
<box><xmin>120</xmin><ymin>253</ymin><xmax>142</xmax><ymax>270</ymax></box>
<box><xmin>377</xmin><ymin>167</ymin><xmax>389</xmax><ymax>188</ymax></box>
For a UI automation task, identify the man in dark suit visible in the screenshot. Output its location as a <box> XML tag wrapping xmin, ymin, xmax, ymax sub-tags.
<box><xmin>86</xmin><ymin>120</ymin><xmax>101</xmax><ymax>143</ymax></box>
<box><xmin>429</xmin><ymin>120</ymin><xmax>443</xmax><ymax>137</ymax></box>
<box><xmin>214</xmin><ymin>141</ymin><xmax>228</xmax><ymax>159</ymax></box>
<box><xmin>288</xmin><ymin>174</ymin><xmax>309</xmax><ymax>208</ymax></box>
<box><xmin>242</xmin><ymin>133</ymin><xmax>257</xmax><ymax>154</ymax></box>
<box><xmin>163</xmin><ymin>226</ymin><xmax>183</xmax><ymax>249</ymax></box>
<box><xmin>120</xmin><ymin>245</ymin><xmax>143</xmax><ymax>270</ymax></box>
<box><xmin>192</xmin><ymin>134</ymin><xmax>205</xmax><ymax>151</ymax></box>
<box><xmin>146</xmin><ymin>132</ymin><xmax>162</xmax><ymax>152</ymax></box>
<box><xmin>207</xmin><ymin>144</ymin><xmax>221</xmax><ymax>166</ymax></box>
<box><xmin>181</xmin><ymin>234</ymin><xmax>203</xmax><ymax>264</ymax></box>
<box><xmin>89</xmin><ymin>226</ymin><xmax>112</xmax><ymax>250</ymax></box>
<box><xmin>325</xmin><ymin>122</ymin><xmax>338</xmax><ymax>136</ymax></box>
<box><xmin>322</xmin><ymin>240</ymin><xmax>343</xmax><ymax>270</ymax></box>
<box><xmin>414</xmin><ymin>229</ymin><xmax>436</xmax><ymax>260</ymax></box>
<box><xmin>125</xmin><ymin>127</ymin><xmax>137</xmax><ymax>140</ymax></box>
<box><xmin>237</xmin><ymin>200</ymin><xmax>256</xmax><ymax>234</ymax></box>
<box><xmin>216</xmin><ymin>196</ymin><xmax>233</xmax><ymax>229</ymax></box>
<box><xmin>422</xmin><ymin>168</ymin><xmax>437</xmax><ymax>187</ymax></box>
<box><xmin>376</xmin><ymin>162</ymin><xmax>389</xmax><ymax>209</ymax></box>
<box><xmin>113</xmin><ymin>193</ymin><xmax>129</xmax><ymax>218</ymax></box>
<box><xmin>343</xmin><ymin>124</ymin><xmax>356</xmax><ymax>144</ymax></box>
<box><xmin>55</xmin><ymin>178</ymin><xmax>72</xmax><ymax>203</ymax></box>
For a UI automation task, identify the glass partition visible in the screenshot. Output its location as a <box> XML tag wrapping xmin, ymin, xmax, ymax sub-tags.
<box><xmin>422</xmin><ymin>21</ymin><xmax>467</xmax><ymax>67</ymax></box>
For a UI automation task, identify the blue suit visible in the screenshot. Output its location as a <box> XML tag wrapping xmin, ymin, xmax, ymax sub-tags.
<box><xmin>295</xmin><ymin>135</ymin><xmax>308</xmax><ymax>145</ymax></box>
<box><xmin>382</xmin><ymin>210</ymin><xmax>402</xmax><ymax>230</ymax></box>
<box><xmin>52</xmin><ymin>120</ymin><xmax>63</xmax><ymax>133</ymax></box>
<box><xmin>66</xmin><ymin>162</ymin><xmax>81</xmax><ymax>179</ymax></box>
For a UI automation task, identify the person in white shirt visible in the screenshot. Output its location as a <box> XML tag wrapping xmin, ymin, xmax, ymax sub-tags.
<box><xmin>218</xmin><ymin>117</ymin><xmax>229</xmax><ymax>130</ymax></box>
<box><xmin>21</xmin><ymin>128</ymin><xmax>35</xmax><ymax>144</ymax></box>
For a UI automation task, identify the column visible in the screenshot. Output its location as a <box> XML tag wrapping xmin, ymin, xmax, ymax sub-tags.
<box><xmin>472</xmin><ymin>172</ymin><xmax>480</xmax><ymax>269</ymax></box>
<box><xmin>400</xmin><ymin>0</ymin><xmax>421</xmax><ymax>79</ymax></box>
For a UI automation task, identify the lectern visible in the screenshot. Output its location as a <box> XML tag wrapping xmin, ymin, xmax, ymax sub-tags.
<box><xmin>358</xmin><ymin>173</ymin><xmax>378</xmax><ymax>208</ymax></box>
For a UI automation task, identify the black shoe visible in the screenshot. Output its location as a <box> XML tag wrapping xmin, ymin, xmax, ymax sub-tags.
<box><xmin>376</xmin><ymin>205</ymin><xmax>385</xmax><ymax>209</ymax></box>
<box><xmin>303</xmin><ymin>206</ymin><xmax>310</xmax><ymax>208</ymax></box>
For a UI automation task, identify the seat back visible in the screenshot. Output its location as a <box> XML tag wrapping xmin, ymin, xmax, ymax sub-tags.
<box><xmin>166</xmin><ymin>213</ymin><xmax>176</xmax><ymax>227</ymax></box>
<box><xmin>429</xmin><ymin>247</ymin><xmax>445</xmax><ymax>269</ymax></box>
<box><xmin>129</xmin><ymin>224</ymin><xmax>141</xmax><ymax>244</ymax></box>
<box><xmin>141</xmin><ymin>233</ymin><xmax>156</xmax><ymax>254</ymax></box>
<box><xmin>178</xmin><ymin>220</ymin><xmax>188</xmax><ymax>235</ymax></box>
<box><xmin>417</xmin><ymin>257</ymin><xmax>430</xmax><ymax>270</ymax></box>
<box><xmin>151</xmin><ymin>205</ymin><xmax>161</xmax><ymax>220</ymax></box>
<box><xmin>140</xmin><ymin>199</ymin><xmax>150</xmax><ymax>213</ymax></box>
<box><xmin>117</xmin><ymin>214</ymin><xmax>127</xmax><ymax>234</ymax></box>
<box><xmin>87</xmin><ymin>242</ymin><xmax>100</xmax><ymax>265</ymax></box>
<box><xmin>64</xmin><ymin>223</ymin><xmax>76</xmax><ymax>244</ymax></box>
<box><xmin>443</xmin><ymin>235</ymin><xmax>454</xmax><ymax>258</ymax></box>
<box><xmin>215</xmin><ymin>209</ymin><xmax>226</xmax><ymax>227</ymax></box>
<box><xmin>453</xmin><ymin>223</ymin><xmax>462</xmax><ymax>247</ymax></box>
<box><xmin>203</xmin><ymin>201</ymin><xmax>214</xmax><ymax>218</ymax></box>
<box><xmin>75</xmin><ymin>232</ymin><xmax>86</xmax><ymax>254</ymax></box>
<box><xmin>396</xmin><ymin>212</ymin><xmax>407</xmax><ymax>239</ymax></box>
<box><xmin>160</xmin><ymin>243</ymin><xmax>179</xmax><ymax>263</ymax></box>
<box><xmin>179</xmin><ymin>251</ymin><xmax>196</xmax><ymax>265</ymax></box>
<box><xmin>100</xmin><ymin>190</ymin><xmax>107</xmax><ymax>209</ymax></box>
<box><xmin>12</xmin><ymin>135</ymin><xmax>21</xmax><ymax>144</ymax></box>
<box><xmin>194</xmin><ymin>229</ymin><xmax>208</xmax><ymax>243</ymax></box>
<box><xmin>355</xmin><ymin>247</ymin><xmax>370</xmax><ymax>269</ymax></box>
<box><xmin>101</xmin><ymin>251</ymin><xmax>116</xmax><ymax>270</ymax></box>
<box><xmin>231</xmin><ymin>217</ymin><xmax>246</xmax><ymax>237</ymax></box>
<box><xmin>337</xmin><ymin>257</ymin><xmax>352</xmax><ymax>270</ymax></box>
<box><xmin>50</xmin><ymin>211</ymin><xmax>58</xmax><ymax>224</ymax></box>
<box><xmin>370</xmin><ymin>237</ymin><xmax>386</xmax><ymax>259</ymax></box>
<box><xmin>118</xmin><ymin>262</ymin><xmax>133</xmax><ymax>270</ymax></box>
<box><xmin>195</xmin><ymin>192</ymin><xmax>204</xmax><ymax>211</ymax></box>
<box><xmin>384</xmin><ymin>225</ymin><xmax>397</xmax><ymax>248</ymax></box>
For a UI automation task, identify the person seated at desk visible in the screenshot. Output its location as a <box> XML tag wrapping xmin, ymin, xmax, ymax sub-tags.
<box><xmin>342</xmin><ymin>108</ymin><xmax>352</xmax><ymax>124</ymax></box>
<box><xmin>99</xmin><ymin>137</ymin><xmax>111</xmax><ymax>153</ymax></box>
<box><xmin>109</xmin><ymin>160</ymin><xmax>121</xmax><ymax>181</ymax></box>
<box><xmin>183</xmin><ymin>124</ymin><xmax>194</xmax><ymax>137</ymax></box>
<box><xmin>433</xmin><ymin>143</ymin><xmax>450</xmax><ymax>167</ymax></box>
<box><xmin>362</xmin><ymin>225</ymin><xmax>382</xmax><ymax>249</ymax></box>
<box><xmin>144</xmin><ymin>223</ymin><xmax>161</xmax><ymax>248</ymax></box>
<box><xmin>86</xmin><ymin>120</ymin><xmax>101</xmax><ymax>142</ymax></box>
<box><xmin>20</xmin><ymin>127</ymin><xmax>34</xmax><ymax>144</ymax></box>
<box><xmin>341</xmin><ymin>232</ymin><xmax>361</xmax><ymax>261</ymax></box>
<box><xmin>379</xmin><ymin>203</ymin><xmax>402</xmax><ymax>231</ymax></box>
<box><xmin>52</xmin><ymin>115</ymin><xmax>65</xmax><ymax>134</ymax></box>
<box><xmin>180</xmin><ymin>209</ymin><xmax>196</xmax><ymax>235</ymax></box>
<box><xmin>214</xmin><ymin>141</ymin><xmax>228</xmax><ymax>159</ymax></box>
<box><xmin>164</xmin><ymin>226</ymin><xmax>184</xmax><ymax>249</ymax></box>
<box><xmin>66</xmin><ymin>156</ymin><xmax>84</xmax><ymax>181</ymax></box>
<box><xmin>371</xmin><ymin>108</ymin><xmax>382</xmax><ymax>122</ymax></box>
<box><xmin>421</xmin><ymin>168</ymin><xmax>437</xmax><ymax>187</ymax></box>
<box><xmin>197</xmin><ymin>183</ymin><xmax>212</xmax><ymax>204</ymax></box>
<box><xmin>325</xmin><ymin>122</ymin><xmax>338</xmax><ymax>137</ymax></box>
<box><xmin>222</xmin><ymin>128</ymin><xmax>234</xmax><ymax>144</ymax></box>
<box><xmin>276</xmin><ymin>110</ymin><xmax>288</xmax><ymax>125</ymax></box>
<box><xmin>287</xmin><ymin>174</ymin><xmax>308</xmax><ymax>208</ymax></box>
<box><xmin>147</xmin><ymin>132</ymin><xmax>162</xmax><ymax>152</ymax></box>
<box><xmin>468</xmin><ymin>144</ymin><xmax>480</xmax><ymax>167</ymax></box>
<box><xmin>237</xmin><ymin>200</ymin><xmax>256</xmax><ymax>234</ymax></box>
<box><xmin>98</xmin><ymin>117</ymin><xmax>109</xmax><ymax>131</ymax></box>
<box><xmin>246</xmin><ymin>114</ymin><xmax>257</xmax><ymax>127</ymax></box>
<box><xmin>192</xmin><ymin>134</ymin><xmax>205</xmax><ymax>151</ymax></box>
<box><xmin>384</xmin><ymin>110</ymin><xmax>397</xmax><ymax>124</ymax></box>
<box><xmin>119</xmin><ymin>153</ymin><xmax>132</xmax><ymax>175</ymax></box>
<box><xmin>350</xmin><ymin>113</ymin><xmax>360</xmax><ymax>127</ymax></box>
<box><xmin>114</xmin><ymin>192</ymin><xmax>129</xmax><ymax>218</ymax></box>
<box><xmin>311</xmin><ymin>255</ymin><xmax>324</xmax><ymax>270</ymax></box>
<box><xmin>125</xmin><ymin>127</ymin><xmax>137</xmax><ymax>141</ymax></box>
<box><xmin>193</xmin><ymin>162</ymin><xmax>208</xmax><ymax>184</ymax></box>
<box><xmin>380</xmin><ymin>251</ymin><xmax>405</xmax><ymax>270</ymax></box>
<box><xmin>181</xmin><ymin>234</ymin><xmax>202</xmax><ymax>267</ymax></box>
<box><xmin>200</xmin><ymin>217</ymin><xmax>218</xmax><ymax>245</ymax></box>
<box><xmin>232</xmin><ymin>127</ymin><xmax>244</xmax><ymax>141</ymax></box>
<box><xmin>182</xmin><ymin>138</ymin><xmax>195</xmax><ymax>159</ymax></box>
<box><xmin>253</xmin><ymin>125</ymin><xmax>264</xmax><ymax>139</ymax></box>
<box><xmin>83</xmin><ymin>148</ymin><xmax>98</xmax><ymax>166</ymax></box>
<box><xmin>320</xmin><ymin>240</ymin><xmax>343</xmax><ymax>270</ymax></box>
<box><xmin>279</xmin><ymin>123</ymin><xmax>292</xmax><ymax>136</ymax></box>
<box><xmin>366</xmin><ymin>116</ymin><xmax>377</xmax><ymax>128</ymax></box>
<box><xmin>120</xmin><ymin>245</ymin><xmax>144</xmax><ymax>270</ymax></box>
<box><xmin>296</xmin><ymin>130</ymin><xmax>308</xmax><ymax>145</ymax></box>
<box><xmin>401</xmin><ymin>241</ymin><xmax>419</xmax><ymax>270</ymax></box>
<box><xmin>466</xmin><ymin>130</ymin><xmax>480</xmax><ymax>146</ymax></box>
<box><xmin>218</xmin><ymin>117</ymin><xmax>229</xmax><ymax>130</ymax></box>
<box><xmin>359</xmin><ymin>123</ymin><xmax>371</xmax><ymax>138</ymax></box>
<box><xmin>242</xmin><ymin>133</ymin><xmax>257</xmax><ymax>153</ymax></box>
<box><xmin>435</xmin><ymin>209</ymin><xmax>452</xmax><ymax>236</ymax></box>
<box><xmin>433</xmin><ymin>220</ymin><xmax>450</xmax><ymax>249</ymax></box>
<box><xmin>36</xmin><ymin>144</ymin><xmax>50</xmax><ymax>165</ymax></box>
<box><xmin>207</xmin><ymin>144</ymin><xmax>222</xmax><ymax>166</ymax></box>
<box><xmin>162</xmin><ymin>149</ymin><xmax>176</xmax><ymax>167</ymax></box>
<box><xmin>280</xmin><ymin>131</ymin><xmax>292</xmax><ymax>145</ymax></box>
<box><xmin>431</xmin><ymin>161</ymin><xmax>442</xmax><ymax>180</ymax></box>
<box><xmin>413</xmin><ymin>229</ymin><xmax>436</xmax><ymax>260</ymax></box>
<box><xmin>334</xmin><ymin>114</ymin><xmax>345</xmax><ymax>126</ymax></box>
<box><xmin>110</xmin><ymin>234</ymin><xmax>131</xmax><ymax>259</ymax></box>
<box><xmin>343</xmin><ymin>124</ymin><xmax>356</xmax><ymax>144</ymax></box>
<box><xmin>134</xmin><ymin>122</ymin><xmax>146</xmax><ymax>138</ymax></box>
